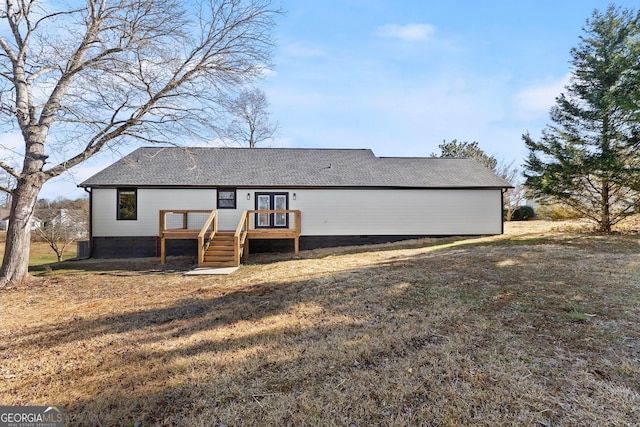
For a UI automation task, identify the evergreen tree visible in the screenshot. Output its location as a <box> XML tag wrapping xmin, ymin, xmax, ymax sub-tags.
<box><xmin>431</xmin><ymin>140</ymin><xmax>497</xmax><ymax>170</ymax></box>
<box><xmin>523</xmin><ymin>5</ymin><xmax>640</xmax><ymax>232</ymax></box>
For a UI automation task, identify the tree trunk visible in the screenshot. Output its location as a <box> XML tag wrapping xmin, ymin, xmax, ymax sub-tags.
<box><xmin>0</xmin><ymin>174</ymin><xmax>45</xmax><ymax>286</ymax></box>
<box><xmin>600</xmin><ymin>182</ymin><xmax>611</xmax><ymax>232</ymax></box>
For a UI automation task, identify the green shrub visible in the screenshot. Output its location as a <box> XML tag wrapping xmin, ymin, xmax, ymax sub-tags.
<box><xmin>510</xmin><ymin>205</ymin><xmax>535</xmax><ymax>221</ymax></box>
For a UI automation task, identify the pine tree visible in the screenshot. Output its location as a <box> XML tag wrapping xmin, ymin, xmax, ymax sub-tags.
<box><xmin>523</xmin><ymin>5</ymin><xmax>640</xmax><ymax>232</ymax></box>
<box><xmin>431</xmin><ymin>140</ymin><xmax>497</xmax><ymax>170</ymax></box>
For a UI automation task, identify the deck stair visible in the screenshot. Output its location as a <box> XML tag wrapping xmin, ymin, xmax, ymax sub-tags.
<box><xmin>202</xmin><ymin>231</ymin><xmax>239</xmax><ymax>267</ymax></box>
<box><xmin>159</xmin><ymin>209</ymin><xmax>300</xmax><ymax>268</ymax></box>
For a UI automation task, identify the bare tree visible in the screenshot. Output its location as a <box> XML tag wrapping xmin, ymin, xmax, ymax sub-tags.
<box><xmin>34</xmin><ymin>207</ymin><xmax>87</xmax><ymax>262</ymax></box>
<box><xmin>224</xmin><ymin>87</ymin><xmax>278</xmax><ymax>147</ymax></box>
<box><xmin>0</xmin><ymin>0</ymin><xmax>280</xmax><ymax>286</ymax></box>
<box><xmin>496</xmin><ymin>160</ymin><xmax>526</xmax><ymax>221</ymax></box>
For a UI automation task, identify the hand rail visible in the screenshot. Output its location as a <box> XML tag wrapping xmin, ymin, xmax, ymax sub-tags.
<box><xmin>160</xmin><ymin>209</ymin><xmax>300</xmax><ymax>266</ymax></box>
<box><xmin>197</xmin><ymin>210</ymin><xmax>218</xmax><ymax>266</ymax></box>
<box><xmin>234</xmin><ymin>210</ymin><xmax>248</xmax><ymax>265</ymax></box>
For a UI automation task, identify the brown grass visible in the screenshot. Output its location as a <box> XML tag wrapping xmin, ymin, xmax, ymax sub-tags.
<box><xmin>1</xmin><ymin>220</ymin><xmax>639</xmax><ymax>426</ymax></box>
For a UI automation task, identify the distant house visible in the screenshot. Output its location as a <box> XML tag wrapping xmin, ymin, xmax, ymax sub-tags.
<box><xmin>35</xmin><ymin>208</ymin><xmax>89</xmax><ymax>240</ymax></box>
<box><xmin>2</xmin><ymin>211</ymin><xmax>42</xmax><ymax>231</ymax></box>
<box><xmin>0</xmin><ymin>208</ymin><xmax>9</xmax><ymax>231</ymax></box>
<box><xmin>79</xmin><ymin>147</ymin><xmax>512</xmax><ymax>266</ymax></box>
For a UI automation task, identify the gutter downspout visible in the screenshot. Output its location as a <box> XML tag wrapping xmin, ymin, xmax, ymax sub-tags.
<box><xmin>501</xmin><ymin>188</ymin><xmax>507</xmax><ymax>235</ymax></box>
<box><xmin>83</xmin><ymin>187</ymin><xmax>92</xmax><ymax>258</ymax></box>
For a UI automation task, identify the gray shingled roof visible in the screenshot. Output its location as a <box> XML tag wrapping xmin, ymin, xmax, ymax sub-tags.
<box><xmin>80</xmin><ymin>147</ymin><xmax>512</xmax><ymax>188</ymax></box>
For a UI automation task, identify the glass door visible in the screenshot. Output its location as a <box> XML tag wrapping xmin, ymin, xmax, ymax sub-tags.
<box><xmin>257</xmin><ymin>194</ymin><xmax>271</xmax><ymax>227</ymax></box>
<box><xmin>255</xmin><ymin>193</ymin><xmax>289</xmax><ymax>228</ymax></box>
<box><xmin>274</xmin><ymin>194</ymin><xmax>287</xmax><ymax>227</ymax></box>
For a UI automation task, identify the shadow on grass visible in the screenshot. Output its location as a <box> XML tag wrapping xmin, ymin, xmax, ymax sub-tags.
<box><xmin>27</xmin><ymin>235</ymin><xmax>485</xmax><ymax>276</ymax></box>
<box><xmin>28</xmin><ymin>255</ymin><xmax>197</xmax><ymax>275</ymax></box>
<box><xmin>6</xmin><ymin>231</ymin><xmax>640</xmax><ymax>426</ymax></box>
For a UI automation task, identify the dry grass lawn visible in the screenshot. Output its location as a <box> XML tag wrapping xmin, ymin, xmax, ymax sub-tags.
<box><xmin>1</xmin><ymin>220</ymin><xmax>639</xmax><ymax>426</ymax></box>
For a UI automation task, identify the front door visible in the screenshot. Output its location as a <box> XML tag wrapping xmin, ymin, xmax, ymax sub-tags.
<box><xmin>256</xmin><ymin>193</ymin><xmax>288</xmax><ymax>228</ymax></box>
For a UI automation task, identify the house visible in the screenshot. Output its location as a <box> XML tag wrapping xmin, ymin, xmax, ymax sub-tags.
<box><xmin>35</xmin><ymin>208</ymin><xmax>89</xmax><ymax>240</ymax></box>
<box><xmin>0</xmin><ymin>208</ymin><xmax>9</xmax><ymax>231</ymax></box>
<box><xmin>2</xmin><ymin>208</ymin><xmax>87</xmax><ymax>237</ymax></box>
<box><xmin>2</xmin><ymin>211</ymin><xmax>42</xmax><ymax>231</ymax></box>
<box><xmin>79</xmin><ymin>147</ymin><xmax>512</xmax><ymax>266</ymax></box>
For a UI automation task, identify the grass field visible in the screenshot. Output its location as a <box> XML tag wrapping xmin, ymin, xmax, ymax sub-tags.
<box><xmin>1</xmin><ymin>221</ymin><xmax>639</xmax><ymax>426</ymax></box>
<box><xmin>0</xmin><ymin>235</ymin><xmax>78</xmax><ymax>265</ymax></box>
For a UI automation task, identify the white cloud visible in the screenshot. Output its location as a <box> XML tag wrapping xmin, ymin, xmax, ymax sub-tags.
<box><xmin>375</xmin><ymin>24</ymin><xmax>436</xmax><ymax>42</ymax></box>
<box><xmin>513</xmin><ymin>73</ymin><xmax>571</xmax><ymax>119</ymax></box>
<box><xmin>282</xmin><ymin>43</ymin><xmax>326</xmax><ymax>58</ymax></box>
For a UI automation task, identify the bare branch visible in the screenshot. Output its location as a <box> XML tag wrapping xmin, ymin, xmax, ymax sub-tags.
<box><xmin>0</xmin><ymin>0</ymin><xmax>280</xmax><ymax>281</ymax></box>
<box><xmin>0</xmin><ymin>161</ymin><xmax>20</xmax><ymax>179</ymax></box>
<box><xmin>26</xmin><ymin>66</ymin><xmax>56</xmax><ymax>83</ymax></box>
<box><xmin>222</xmin><ymin>87</ymin><xmax>278</xmax><ymax>147</ymax></box>
<box><xmin>0</xmin><ymin>35</ymin><xmax>17</xmax><ymax>64</ymax></box>
<box><xmin>0</xmin><ymin>183</ymin><xmax>12</xmax><ymax>194</ymax></box>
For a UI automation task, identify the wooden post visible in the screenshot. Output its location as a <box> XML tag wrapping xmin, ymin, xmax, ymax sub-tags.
<box><xmin>159</xmin><ymin>211</ymin><xmax>166</xmax><ymax>264</ymax></box>
<box><xmin>295</xmin><ymin>210</ymin><xmax>301</xmax><ymax>255</ymax></box>
<box><xmin>234</xmin><ymin>234</ymin><xmax>240</xmax><ymax>266</ymax></box>
<box><xmin>243</xmin><ymin>212</ymin><xmax>250</xmax><ymax>260</ymax></box>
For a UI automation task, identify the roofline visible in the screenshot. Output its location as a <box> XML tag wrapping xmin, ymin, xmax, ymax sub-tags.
<box><xmin>134</xmin><ymin>146</ymin><xmax>376</xmax><ymax>152</ymax></box>
<box><xmin>78</xmin><ymin>184</ymin><xmax>513</xmax><ymax>190</ymax></box>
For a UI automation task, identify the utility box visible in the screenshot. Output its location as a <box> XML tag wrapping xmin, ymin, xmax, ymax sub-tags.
<box><xmin>77</xmin><ymin>240</ymin><xmax>90</xmax><ymax>259</ymax></box>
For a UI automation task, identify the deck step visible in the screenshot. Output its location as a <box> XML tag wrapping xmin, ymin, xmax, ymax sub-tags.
<box><xmin>203</xmin><ymin>254</ymin><xmax>235</xmax><ymax>260</ymax></box>
<box><xmin>201</xmin><ymin>231</ymin><xmax>239</xmax><ymax>267</ymax></box>
<box><xmin>200</xmin><ymin>261</ymin><xmax>238</xmax><ymax>268</ymax></box>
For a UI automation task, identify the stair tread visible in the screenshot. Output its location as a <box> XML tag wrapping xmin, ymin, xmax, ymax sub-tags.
<box><xmin>200</xmin><ymin>230</ymin><xmax>241</xmax><ymax>267</ymax></box>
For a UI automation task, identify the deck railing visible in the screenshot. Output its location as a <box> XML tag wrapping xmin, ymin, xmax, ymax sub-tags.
<box><xmin>159</xmin><ymin>210</ymin><xmax>214</xmax><ymax>235</ymax></box>
<box><xmin>159</xmin><ymin>209</ymin><xmax>215</xmax><ymax>264</ymax></box>
<box><xmin>244</xmin><ymin>210</ymin><xmax>301</xmax><ymax>257</ymax></box>
<box><xmin>245</xmin><ymin>209</ymin><xmax>301</xmax><ymax>234</ymax></box>
<box><xmin>234</xmin><ymin>211</ymin><xmax>248</xmax><ymax>265</ymax></box>
<box><xmin>159</xmin><ymin>209</ymin><xmax>301</xmax><ymax>265</ymax></box>
<box><xmin>197</xmin><ymin>210</ymin><xmax>218</xmax><ymax>265</ymax></box>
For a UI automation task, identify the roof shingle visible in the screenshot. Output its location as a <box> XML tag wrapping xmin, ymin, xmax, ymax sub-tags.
<box><xmin>80</xmin><ymin>147</ymin><xmax>512</xmax><ymax>188</ymax></box>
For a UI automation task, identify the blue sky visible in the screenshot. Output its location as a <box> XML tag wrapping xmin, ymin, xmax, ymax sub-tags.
<box><xmin>24</xmin><ymin>0</ymin><xmax>640</xmax><ymax>199</ymax></box>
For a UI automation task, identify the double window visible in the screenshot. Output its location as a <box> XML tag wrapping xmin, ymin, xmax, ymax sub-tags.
<box><xmin>256</xmin><ymin>192</ymin><xmax>288</xmax><ymax>228</ymax></box>
<box><xmin>117</xmin><ymin>188</ymin><xmax>137</xmax><ymax>220</ymax></box>
<box><xmin>217</xmin><ymin>188</ymin><xmax>236</xmax><ymax>209</ymax></box>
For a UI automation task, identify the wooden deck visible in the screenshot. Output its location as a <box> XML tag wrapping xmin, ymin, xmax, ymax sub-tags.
<box><xmin>159</xmin><ymin>209</ymin><xmax>301</xmax><ymax>267</ymax></box>
<box><xmin>161</xmin><ymin>229</ymin><xmax>201</xmax><ymax>239</ymax></box>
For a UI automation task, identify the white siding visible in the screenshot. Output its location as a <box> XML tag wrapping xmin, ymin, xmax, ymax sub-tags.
<box><xmin>93</xmin><ymin>188</ymin><xmax>216</xmax><ymax>237</ymax></box>
<box><xmin>220</xmin><ymin>190</ymin><xmax>254</xmax><ymax>230</ymax></box>
<box><xmin>92</xmin><ymin>187</ymin><xmax>503</xmax><ymax>237</ymax></box>
<box><xmin>289</xmin><ymin>188</ymin><xmax>502</xmax><ymax>236</ymax></box>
